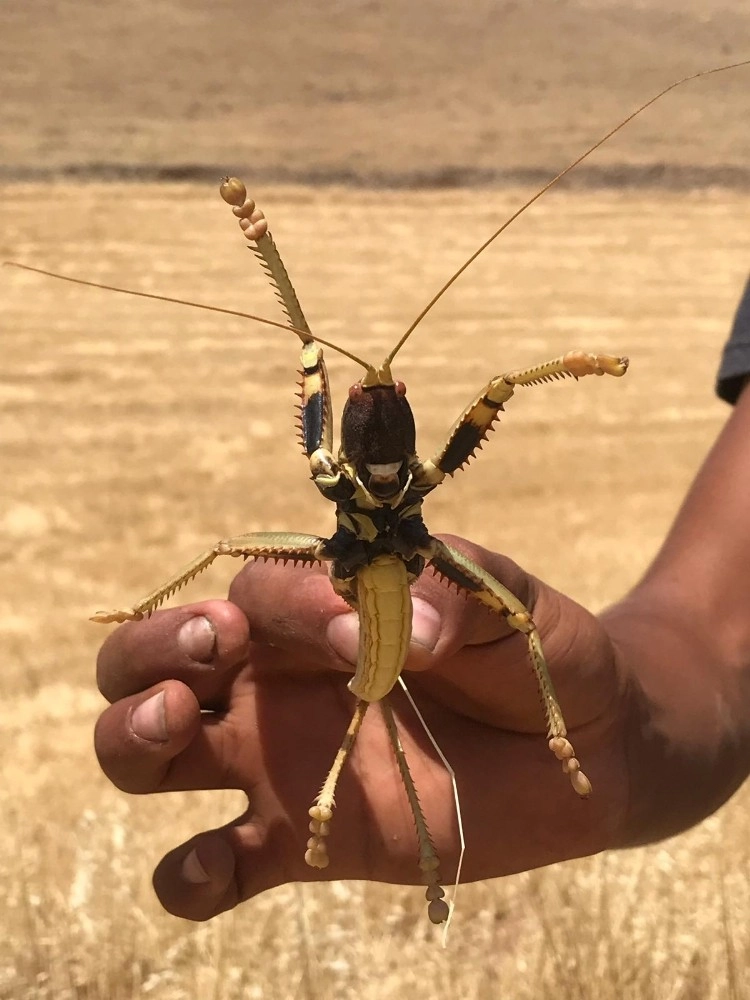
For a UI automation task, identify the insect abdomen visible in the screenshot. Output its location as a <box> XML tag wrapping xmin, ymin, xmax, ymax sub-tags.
<box><xmin>349</xmin><ymin>554</ymin><xmax>412</xmax><ymax>702</ymax></box>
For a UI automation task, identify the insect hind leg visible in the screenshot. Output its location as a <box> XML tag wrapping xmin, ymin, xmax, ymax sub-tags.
<box><xmin>380</xmin><ymin>698</ymin><xmax>449</xmax><ymax>924</ymax></box>
<box><xmin>429</xmin><ymin>538</ymin><xmax>592</xmax><ymax>798</ymax></box>
<box><xmin>306</xmin><ymin>699</ymin><xmax>369</xmax><ymax>869</ymax></box>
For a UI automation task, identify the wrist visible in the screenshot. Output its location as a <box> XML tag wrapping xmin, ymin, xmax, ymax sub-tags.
<box><xmin>601</xmin><ymin>592</ymin><xmax>750</xmax><ymax>848</ymax></box>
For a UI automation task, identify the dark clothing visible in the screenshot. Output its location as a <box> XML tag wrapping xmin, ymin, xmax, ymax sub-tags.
<box><xmin>717</xmin><ymin>276</ymin><xmax>750</xmax><ymax>404</ymax></box>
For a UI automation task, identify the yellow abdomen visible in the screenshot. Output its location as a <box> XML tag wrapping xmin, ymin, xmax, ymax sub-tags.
<box><xmin>348</xmin><ymin>555</ymin><xmax>412</xmax><ymax>702</ymax></box>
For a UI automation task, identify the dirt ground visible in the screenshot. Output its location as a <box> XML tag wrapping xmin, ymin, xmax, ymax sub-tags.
<box><xmin>1</xmin><ymin>2</ymin><xmax>750</xmax><ymax>998</ymax></box>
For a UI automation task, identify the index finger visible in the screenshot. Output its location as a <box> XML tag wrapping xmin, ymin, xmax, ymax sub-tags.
<box><xmin>96</xmin><ymin>599</ymin><xmax>250</xmax><ymax>704</ymax></box>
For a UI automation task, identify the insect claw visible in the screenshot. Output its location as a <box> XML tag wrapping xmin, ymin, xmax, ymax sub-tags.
<box><xmin>428</xmin><ymin>898</ymin><xmax>450</xmax><ymax>925</ymax></box>
<box><xmin>90</xmin><ymin>608</ymin><xmax>143</xmax><ymax>624</ymax></box>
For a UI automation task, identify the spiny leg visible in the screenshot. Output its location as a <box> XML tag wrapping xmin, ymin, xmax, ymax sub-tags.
<box><xmin>219</xmin><ymin>178</ymin><xmax>335</xmax><ymax>460</ymax></box>
<box><xmin>91</xmin><ymin>532</ymin><xmax>328</xmax><ymax>623</ymax></box>
<box><xmin>430</xmin><ymin>538</ymin><xmax>591</xmax><ymax>798</ymax></box>
<box><xmin>413</xmin><ymin>351</ymin><xmax>628</xmax><ymax>486</ymax></box>
<box><xmin>306</xmin><ymin>699</ymin><xmax>369</xmax><ymax>870</ymax></box>
<box><xmin>380</xmin><ymin>698</ymin><xmax>449</xmax><ymax>925</ymax></box>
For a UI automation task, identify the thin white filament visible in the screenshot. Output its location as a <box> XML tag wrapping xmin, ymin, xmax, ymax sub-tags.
<box><xmin>397</xmin><ymin>676</ymin><xmax>465</xmax><ymax>947</ymax></box>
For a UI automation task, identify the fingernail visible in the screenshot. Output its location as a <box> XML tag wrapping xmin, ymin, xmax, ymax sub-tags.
<box><xmin>327</xmin><ymin>597</ymin><xmax>441</xmax><ymax>665</ymax></box>
<box><xmin>327</xmin><ymin>612</ymin><xmax>359</xmax><ymax>663</ymax></box>
<box><xmin>411</xmin><ymin>598</ymin><xmax>442</xmax><ymax>650</ymax></box>
<box><xmin>178</xmin><ymin>615</ymin><xmax>216</xmax><ymax>664</ymax></box>
<box><xmin>181</xmin><ymin>847</ymin><xmax>211</xmax><ymax>884</ymax></box>
<box><xmin>130</xmin><ymin>690</ymin><xmax>168</xmax><ymax>743</ymax></box>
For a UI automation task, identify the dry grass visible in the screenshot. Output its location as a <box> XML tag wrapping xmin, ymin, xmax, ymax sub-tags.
<box><xmin>2</xmin><ymin>183</ymin><xmax>750</xmax><ymax>998</ymax></box>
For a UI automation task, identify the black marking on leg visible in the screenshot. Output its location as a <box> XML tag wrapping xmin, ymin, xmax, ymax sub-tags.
<box><xmin>439</xmin><ymin>423</ymin><xmax>486</xmax><ymax>474</ymax></box>
<box><xmin>398</xmin><ymin>512</ymin><xmax>432</xmax><ymax>551</ymax></box>
<box><xmin>301</xmin><ymin>391</ymin><xmax>325</xmax><ymax>456</ymax></box>
<box><xmin>430</xmin><ymin>554</ymin><xmax>483</xmax><ymax>592</ymax></box>
<box><xmin>404</xmin><ymin>554</ymin><xmax>426</xmax><ymax>577</ymax></box>
<box><xmin>318</xmin><ymin>477</ymin><xmax>357</xmax><ymax>503</ymax></box>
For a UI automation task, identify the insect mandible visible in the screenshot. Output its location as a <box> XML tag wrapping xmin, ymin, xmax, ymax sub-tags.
<box><xmin>7</xmin><ymin>59</ymin><xmax>749</xmax><ymax>925</ymax></box>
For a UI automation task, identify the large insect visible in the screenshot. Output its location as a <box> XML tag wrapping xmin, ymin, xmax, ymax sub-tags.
<box><xmin>92</xmin><ymin>177</ymin><xmax>626</xmax><ymax>923</ymax></box>
<box><xmin>7</xmin><ymin>60</ymin><xmax>748</xmax><ymax>925</ymax></box>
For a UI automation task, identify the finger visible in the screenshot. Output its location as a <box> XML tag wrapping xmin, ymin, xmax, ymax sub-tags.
<box><xmin>96</xmin><ymin>599</ymin><xmax>250</xmax><ymax>705</ymax></box>
<box><xmin>416</xmin><ymin>589</ymin><xmax>616</xmax><ymax>731</ymax></box>
<box><xmin>152</xmin><ymin>816</ymin><xmax>300</xmax><ymax>921</ymax></box>
<box><xmin>94</xmin><ymin>679</ymin><xmax>247</xmax><ymax>793</ymax></box>
<box><xmin>153</xmin><ymin>830</ymin><xmax>241</xmax><ymax>921</ymax></box>
<box><xmin>228</xmin><ymin>559</ymin><xmax>347</xmax><ymax>664</ymax></box>
<box><xmin>412</xmin><ymin>533</ymin><xmax>539</xmax><ymax>652</ymax></box>
<box><xmin>229</xmin><ymin>533</ymin><xmax>540</xmax><ymax>675</ymax></box>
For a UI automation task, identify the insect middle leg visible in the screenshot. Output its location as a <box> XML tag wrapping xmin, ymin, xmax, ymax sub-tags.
<box><xmin>429</xmin><ymin>538</ymin><xmax>592</xmax><ymax>798</ymax></box>
<box><xmin>90</xmin><ymin>532</ymin><xmax>328</xmax><ymax>623</ymax></box>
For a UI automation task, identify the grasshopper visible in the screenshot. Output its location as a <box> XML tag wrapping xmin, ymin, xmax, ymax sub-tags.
<box><xmin>7</xmin><ymin>60</ymin><xmax>748</xmax><ymax>925</ymax></box>
<box><xmin>95</xmin><ymin>180</ymin><xmax>626</xmax><ymax>924</ymax></box>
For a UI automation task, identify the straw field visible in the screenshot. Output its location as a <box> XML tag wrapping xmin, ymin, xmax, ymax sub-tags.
<box><xmin>3</xmin><ymin>181</ymin><xmax>750</xmax><ymax>998</ymax></box>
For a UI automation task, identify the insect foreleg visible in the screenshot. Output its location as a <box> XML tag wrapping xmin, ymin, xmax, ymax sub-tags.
<box><xmin>413</xmin><ymin>350</ymin><xmax>628</xmax><ymax>486</ymax></box>
<box><xmin>428</xmin><ymin>538</ymin><xmax>592</xmax><ymax>798</ymax></box>
<box><xmin>90</xmin><ymin>532</ymin><xmax>328</xmax><ymax>623</ymax></box>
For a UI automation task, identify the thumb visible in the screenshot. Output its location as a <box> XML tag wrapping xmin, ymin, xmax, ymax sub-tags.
<box><xmin>228</xmin><ymin>533</ymin><xmax>540</xmax><ymax>675</ymax></box>
<box><xmin>153</xmin><ymin>815</ymin><xmax>301</xmax><ymax>921</ymax></box>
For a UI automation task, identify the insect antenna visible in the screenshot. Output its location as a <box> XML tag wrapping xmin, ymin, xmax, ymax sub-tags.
<box><xmin>3</xmin><ymin>261</ymin><xmax>373</xmax><ymax>370</ymax></box>
<box><xmin>382</xmin><ymin>58</ymin><xmax>750</xmax><ymax>368</ymax></box>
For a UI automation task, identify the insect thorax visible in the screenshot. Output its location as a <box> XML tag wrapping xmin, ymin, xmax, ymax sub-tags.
<box><xmin>321</xmin><ymin>483</ymin><xmax>432</xmax><ymax>580</ymax></box>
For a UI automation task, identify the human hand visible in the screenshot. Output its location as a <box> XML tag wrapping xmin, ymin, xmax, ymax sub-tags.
<box><xmin>94</xmin><ymin>533</ymin><xmax>628</xmax><ymax>921</ymax></box>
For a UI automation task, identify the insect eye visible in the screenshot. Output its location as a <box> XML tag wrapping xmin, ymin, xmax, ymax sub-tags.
<box><xmin>348</xmin><ymin>383</ymin><xmax>364</xmax><ymax>401</ymax></box>
<box><xmin>394</xmin><ymin>380</ymin><xmax>407</xmax><ymax>397</ymax></box>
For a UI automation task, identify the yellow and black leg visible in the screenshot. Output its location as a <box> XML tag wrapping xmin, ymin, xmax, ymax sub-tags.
<box><xmin>429</xmin><ymin>538</ymin><xmax>592</xmax><ymax>798</ymax></box>
<box><xmin>219</xmin><ymin>178</ymin><xmax>336</xmax><ymax>462</ymax></box>
<box><xmin>413</xmin><ymin>351</ymin><xmax>628</xmax><ymax>487</ymax></box>
<box><xmin>90</xmin><ymin>532</ymin><xmax>328</xmax><ymax>623</ymax></box>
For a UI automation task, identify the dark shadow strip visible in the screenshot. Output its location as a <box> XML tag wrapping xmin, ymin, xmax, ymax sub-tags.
<box><xmin>1</xmin><ymin>162</ymin><xmax>750</xmax><ymax>190</ymax></box>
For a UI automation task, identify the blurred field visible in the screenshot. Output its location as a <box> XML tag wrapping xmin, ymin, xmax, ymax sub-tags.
<box><xmin>2</xmin><ymin>0</ymin><xmax>750</xmax><ymax>184</ymax></box>
<box><xmin>2</xmin><ymin>180</ymin><xmax>749</xmax><ymax>998</ymax></box>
